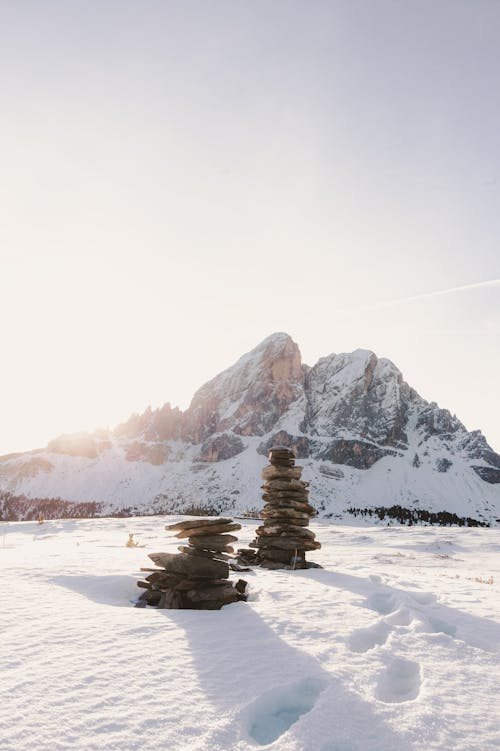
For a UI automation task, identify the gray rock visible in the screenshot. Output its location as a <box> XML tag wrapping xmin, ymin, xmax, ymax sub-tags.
<box><xmin>166</xmin><ymin>517</ymin><xmax>233</xmax><ymax>531</ymax></box>
<box><xmin>197</xmin><ymin>433</ymin><xmax>245</xmax><ymax>462</ymax></box>
<box><xmin>262</xmin><ymin>479</ymin><xmax>309</xmax><ymax>491</ymax></box>
<box><xmin>188</xmin><ymin>539</ymin><xmax>235</xmax><ymax>553</ymax></box>
<box><xmin>261</xmin><ymin>509</ymin><xmax>310</xmax><ymax>520</ymax></box>
<box><xmin>175</xmin><ymin>522</ymin><xmax>241</xmax><ymax>538</ymax></box>
<box><xmin>257</xmin><ymin>536</ymin><xmax>321</xmax><ymax>551</ymax></box>
<box><xmin>262</xmin><ymin>500</ymin><xmax>316</xmax><ymax>515</ymax></box>
<box><xmin>148</xmin><ymin>552</ymin><xmax>229</xmax><ymax>579</ymax></box>
<box><xmin>259</xmin><ymin>516</ymin><xmax>310</xmax><ymax>526</ymax></box>
<box><xmin>256</xmin><ymin>524</ymin><xmax>315</xmax><ymax>539</ymax></box>
<box><xmin>472</xmin><ymin>466</ymin><xmax>500</xmax><ymax>484</ymax></box>
<box><xmin>261</xmin><ymin>489</ymin><xmax>309</xmax><ymax>500</ymax></box>
<box><xmin>177</xmin><ymin>546</ymin><xmax>233</xmax><ymax>561</ymax></box>
<box><xmin>187</xmin><ymin>534</ymin><xmax>238</xmax><ymax>546</ymax></box>
<box><xmin>318</xmin><ymin>439</ymin><xmax>396</xmax><ymax>469</ymax></box>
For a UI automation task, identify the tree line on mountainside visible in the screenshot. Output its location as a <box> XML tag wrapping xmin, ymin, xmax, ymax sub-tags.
<box><xmin>346</xmin><ymin>505</ymin><xmax>490</xmax><ymax>527</ymax></box>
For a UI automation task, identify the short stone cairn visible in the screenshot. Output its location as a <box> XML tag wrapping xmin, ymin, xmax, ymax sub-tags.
<box><xmin>238</xmin><ymin>446</ymin><xmax>321</xmax><ymax>569</ymax></box>
<box><xmin>136</xmin><ymin>517</ymin><xmax>248</xmax><ymax>610</ymax></box>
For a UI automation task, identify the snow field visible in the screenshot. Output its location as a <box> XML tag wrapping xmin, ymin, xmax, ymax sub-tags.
<box><xmin>1</xmin><ymin>517</ymin><xmax>499</xmax><ymax>751</ymax></box>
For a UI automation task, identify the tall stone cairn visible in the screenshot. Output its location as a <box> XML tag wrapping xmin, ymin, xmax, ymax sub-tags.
<box><xmin>136</xmin><ymin>518</ymin><xmax>248</xmax><ymax>610</ymax></box>
<box><xmin>241</xmin><ymin>446</ymin><xmax>321</xmax><ymax>569</ymax></box>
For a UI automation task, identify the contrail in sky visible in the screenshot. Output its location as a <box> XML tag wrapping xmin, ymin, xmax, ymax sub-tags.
<box><xmin>357</xmin><ymin>278</ymin><xmax>500</xmax><ymax>313</ymax></box>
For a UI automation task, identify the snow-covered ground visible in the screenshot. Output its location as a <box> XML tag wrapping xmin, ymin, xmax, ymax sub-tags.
<box><xmin>1</xmin><ymin>516</ymin><xmax>499</xmax><ymax>751</ymax></box>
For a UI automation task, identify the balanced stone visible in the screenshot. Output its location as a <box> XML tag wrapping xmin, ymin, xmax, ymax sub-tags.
<box><xmin>177</xmin><ymin>546</ymin><xmax>233</xmax><ymax>561</ymax></box>
<box><xmin>149</xmin><ymin>552</ymin><xmax>229</xmax><ymax>579</ymax></box>
<box><xmin>174</xmin><ymin>522</ymin><xmax>241</xmax><ymax>538</ymax></box>
<box><xmin>254</xmin><ymin>548</ymin><xmax>292</xmax><ymax>562</ymax></box>
<box><xmin>262</xmin><ymin>465</ymin><xmax>303</xmax><ymax>480</ymax></box>
<box><xmin>262</xmin><ymin>501</ymin><xmax>316</xmax><ymax>515</ymax></box>
<box><xmin>166</xmin><ymin>518</ymin><xmax>234</xmax><ymax>531</ymax></box>
<box><xmin>187</xmin><ymin>533</ymin><xmax>238</xmax><ymax>546</ymax></box>
<box><xmin>188</xmin><ymin>541</ymin><xmax>235</xmax><ymax>554</ymax></box>
<box><xmin>262</xmin><ymin>488</ymin><xmax>309</xmax><ymax>498</ymax></box>
<box><xmin>261</xmin><ymin>496</ymin><xmax>310</xmax><ymax>507</ymax></box>
<box><xmin>264</xmin><ymin>516</ymin><xmax>311</xmax><ymax>526</ymax></box>
<box><xmin>261</xmin><ymin>509</ymin><xmax>310</xmax><ymax>520</ymax></box>
<box><xmin>256</xmin><ymin>525</ymin><xmax>316</xmax><ymax>539</ymax></box>
<box><xmin>255</xmin><ymin>535</ymin><xmax>320</xmax><ymax>550</ymax></box>
<box><xmin>261</xmin><ymin>479</ymin><xmax>309</xmax><ymax>490</ymax></box>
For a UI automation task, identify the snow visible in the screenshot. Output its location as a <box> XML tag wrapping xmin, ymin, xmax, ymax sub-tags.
<box><xmin>1</xmin><ymin>516</ymin><xmax>499</xmax><ymax>751</ymax></box>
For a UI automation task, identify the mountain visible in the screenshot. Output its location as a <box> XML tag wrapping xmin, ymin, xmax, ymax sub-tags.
<box><xmin>1</xmin><ymin>332</ymin><xmax>499</xmax><ymax>524</ymax></box>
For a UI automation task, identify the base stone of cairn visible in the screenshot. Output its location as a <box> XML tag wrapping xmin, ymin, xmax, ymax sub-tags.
<box><xmin>238</xmin><ymin>446</ymin><xmax>321</xmax><ymax>570</ymax></box>
<box><xmin>136</xmin><ymin>518</ymin><xmax>248</xmax><ymax>610</ymax></box>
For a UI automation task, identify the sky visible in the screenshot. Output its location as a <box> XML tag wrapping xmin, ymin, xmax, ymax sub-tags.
<box><xmin>1</xmin><ymin>0</ymin><xmax>499</xmax><ymax>455</ymax></box>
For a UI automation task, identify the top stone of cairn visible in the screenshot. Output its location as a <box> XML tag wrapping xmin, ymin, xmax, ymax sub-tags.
<box><xmin>268</xmin><ymin>445</ymin><xmax>296</xmax><ymax>467</ymax></box>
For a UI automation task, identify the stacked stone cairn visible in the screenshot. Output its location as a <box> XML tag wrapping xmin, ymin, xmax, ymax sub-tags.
<box><xmin>136</xmin><ymin>518</ymin><xmax>248</xmax><ymax>610</ymax></box>
<box><xmin>238</xmin><ymin>446</ymin><xmax>321</xmax><ymax>569</ymax></box>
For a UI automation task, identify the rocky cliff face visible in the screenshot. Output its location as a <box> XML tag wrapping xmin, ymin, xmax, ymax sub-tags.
<box><xmin>1</xmin><ymin>333</ymin><xmax>499</xmax><ymax>524</ymax></box>
<box><xmin>183</xmin><ymin>333</ymin><xmax>304</xmax><ymax>442</ymax></box>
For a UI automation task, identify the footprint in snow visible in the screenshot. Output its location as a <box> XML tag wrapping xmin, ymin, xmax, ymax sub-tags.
<box><xmin>347</xmin><ymin>621</ymin><xmax>392</xmax><ymax>653</ymax></box>
<box><xmin>246</xmin><ymin>677</ymin><xmax>326</xmax><ymax>745</ymax></box>
<box><xmin>417</xmin><ymin>616</ymin><xmax>457</xmax><ymax>637</ymax></box>
<box><xmin>366</xmin><ymin>591</ymin><xmax>398</xmax><ymax>616</ymax></box>
<box><xmin>376</xmin><ymin>658</ymin><xmax>421</xmax><ymax>703</ymax></box>
<box><xmin>409</xmin><ymin>591</ymin><xmax>437</xmax><ymax>606</ymax></box>
<box><xmin>383</xmin><ymin>607</ymin><xmax>413</xmax><ymax>627</ymax></box>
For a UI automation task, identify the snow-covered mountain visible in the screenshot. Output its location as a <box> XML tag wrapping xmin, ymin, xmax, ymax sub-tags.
<box><xmin>1</xmin><ymin>332</ymin><xmax>499</xmax><ymax>524</ymax></box>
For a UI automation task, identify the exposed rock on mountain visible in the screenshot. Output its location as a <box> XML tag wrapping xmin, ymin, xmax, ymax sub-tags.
<box><xmin>125</xmin><ymin>442</ymin><xmax>170</xmax><ymax>465</ymax></box>
<box><xmin>318</xmin><ymin>440</ymin><xmax>396</xmax><ymax>469</ymax></box>
<box><xmin>198</xmin><ymin>434</ymin><xmax>245</xmax><ymax>463</ymax></box>
<box><xmin>302</xmin><ymin>350</ymin><xmax>414</xmax><ymax>448</ymax></box>
<box><xmin>183</xmin><ymin>333</ymin><xmax>304</xmax><ymax>441</ymax></box>
<box><xmin>1</xmin><ymin>332</ymin><xmax>499</xmax><ymax>524</ymax></box>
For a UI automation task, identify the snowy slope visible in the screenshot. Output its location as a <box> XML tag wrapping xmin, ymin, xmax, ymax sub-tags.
<box><xmin>1</xmin><ymin>333</ymin><xmax>499</xmax><ymax>524</ymax></box>
<box><xmin>1</xmin><ymin>515</ymin><xmax>499</xmax><ymax>751</ymax></box>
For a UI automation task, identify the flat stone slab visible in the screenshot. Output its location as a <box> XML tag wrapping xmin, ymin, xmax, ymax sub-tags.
<box><xmin>260</xmin><ymin>516</ymin><xmax>310</xmax><ymax>526</ymax></box>
<box><xmin>261</xmin><ymin>509</ymin><xmax>311</xmax><ymax>520</ymax></box>
<box><xmin>256</xmin><ymin>537</ymin><xmax>321</xmax><ymax>551</ymax></box>
<box><xmin>262</xmin><ymin>479</ymin><xmax>309</xmax><ymax>491</ymax></box>
<box><xmin>269</xmin><ymin>445</ymin><xmax>295</xmax><ymax>454</ymax></box>
<box><xmin>188</xmin><ymin>539</ymin><xmax>235</xmax><ymax>553</ymax></box>
<box><xmin>187</xmin><ymin>534</ymin><xmax>238</xmax><ymax>546</ymax></box>
<box><xmin>256</xmin><ymin>524</ymin><xmax>316</xmax><ymax>539</ymax></box>
<box><xmin>165</xmin><ymin>518</ymin><xmax>233</xmax><ymax>531</ymax></box>
<box><xmin>262</xmin><ymin>495</ymin><xmax>311</xmax><ymax>507</ymax></box>
<box><xmin>177</xmin><ymin>546</ymin><xmax>233</xmax><ymax>561</ymax></box>
<box><xmin>262</xmin><ymin>500</ymin><xmax>316</xmax><ymax>515</ymax></box>
<box><xmin>148</xmin><ymin>552</ymin><xmax>229</xmax><ymax>579</ymax></box>
<box><xmin>262</xmin><ymin>466</ymin><xmax>303</xmax><ymax>480</ymax></box>
<box><xmin>256</xmin><ymin>548</ymin><xmax>293</xmax><ymax>563</ymax></box>
<box><xmin>262</xmin><ymin>491</ymin><xmax>309</xmax><ymax>502</ymax></box>
<box><xmin>175</xmin><ymin>522</ymin><xmax>241</xmax><ymax>538</ymax></box>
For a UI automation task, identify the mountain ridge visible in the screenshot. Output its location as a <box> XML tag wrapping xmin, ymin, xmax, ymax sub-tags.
<box><xmin>1</xmin><ymin>332</ymin><xmax>499</xmax><ymax>524</ymax></box>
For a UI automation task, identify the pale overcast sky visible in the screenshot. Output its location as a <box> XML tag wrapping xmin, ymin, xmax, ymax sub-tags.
<box><xmin>1</xmin><ymin>0</ymin><xmax>499</xmax><ymax>454</ymax></box>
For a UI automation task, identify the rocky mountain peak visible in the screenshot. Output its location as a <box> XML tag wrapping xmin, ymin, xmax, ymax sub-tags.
<box><xmin>301</xmin><ymin>348</ymin><xmax>410</xmax><ymax>446</ymax></box>
<box><xmin>184</xmin><ymin>333</ymin><xmax>304</xmax><ymax>443</ymax></box>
